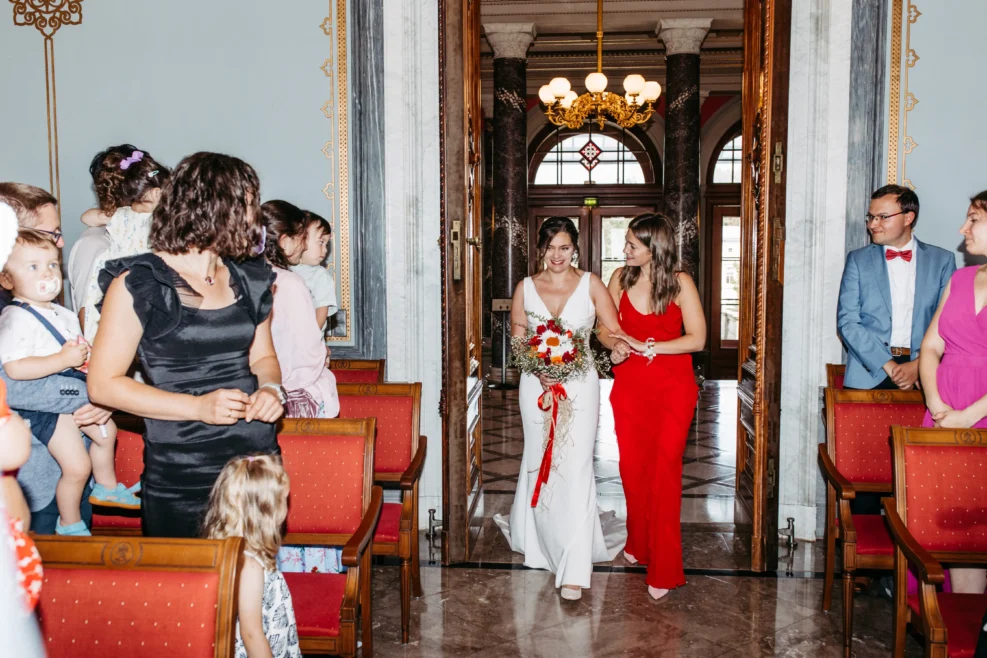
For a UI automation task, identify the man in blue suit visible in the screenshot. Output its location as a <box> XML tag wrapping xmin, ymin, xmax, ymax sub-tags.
<box><xmin>838</xmin><ymin>185</ymin><xmax>956</xmax><ymax>391</ymax></box>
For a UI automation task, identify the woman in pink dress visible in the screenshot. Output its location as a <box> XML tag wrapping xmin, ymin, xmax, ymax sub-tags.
<box><xmin>919</xmin><ymin>189</ymin><xmax>987</xmax><ymax>594</ymax></box>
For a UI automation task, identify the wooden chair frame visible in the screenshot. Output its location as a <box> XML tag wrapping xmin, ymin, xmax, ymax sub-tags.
<box><xmin>337</xmin><ymin>382</ymin><xmax>426</xmax><ymax>644</ymax></box>
<box><xmin>330</xmin><ymin>359</ymin><xmax>386</xmax><ymax>383</ymax></box>
<box><xmin>818</xmin><ymin>386</ymin><xmax>925</xmax><ymax>657</ymax></box>
<box><xmin>34</xmin><ymin>535</ymin><xmax>243</xmax><ymax>658</ymax></box>
<box><xmin>826</xmin><ymin>363</ymin><xmax>845</xmax><ymax>390</ymax></box>
<box><xmin>278</xmin><ymin>418</ymin><xmax>383</xmax><ymax>658</ymax></box>
<box><xmin>884</xmin><ymin>426</ymin><xmax>987</xmax><ymax>658</ymax></box>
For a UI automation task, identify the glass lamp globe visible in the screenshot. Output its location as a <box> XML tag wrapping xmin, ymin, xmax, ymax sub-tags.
<box><xmin>538</xmin><ymin>85</ymin><xmax>556</xmax><ymax>104</ymax></box>
<box><xmin>549</xmin><ymin>77</ymin><xmax>572</xmax><ymax>99</ymax></box>
<box><xmin>561</xmin><ymin>90</ymin><xmax>578</xmax><ymax>108</ymax></box>
<box><xmin>642</xmin><ymin>81</ymin><xmax>662</xmax><ymax>102</ymax></box>
<box><xmin>623</xmin><ymin>74</ymin><xmax>646</xmax><ymax>96</ymax></box>
<box><xmin>585</xmin><ymin>72</ymin><xmax>608</xmax><ymax>94</ymax></box>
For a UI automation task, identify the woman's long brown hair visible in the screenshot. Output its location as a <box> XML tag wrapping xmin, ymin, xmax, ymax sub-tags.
<box><xmin>619</xmin><ymin>213</ymin><xmax>681</xmax><ymax>314</ymax></box>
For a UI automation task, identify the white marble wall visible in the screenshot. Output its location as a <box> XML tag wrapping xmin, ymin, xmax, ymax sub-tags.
<box><xmin>382</xmin><ymin>0</ymin><xmax>443</xmax><ymax>523</ymax></box>
<box><xmin>778</xmin><ymin>0</ymin><xmax>852</xmax><ymax>541</ymax></box>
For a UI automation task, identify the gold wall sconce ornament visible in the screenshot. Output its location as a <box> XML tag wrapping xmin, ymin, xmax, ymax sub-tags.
<box><xmin>10</xmin><ymin>0</ymin><xmax>85</xmax><ymax>205</ymax></box>
<box><xmin>538</xmin><ymin>0</ymin><xmax>660</xmax><ymax>130</ymax></box>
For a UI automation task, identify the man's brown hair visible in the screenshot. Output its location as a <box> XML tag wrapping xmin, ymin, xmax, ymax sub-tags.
<box><xmin>0</xmin><ymin>183</ymin><xmax>57</xmax><ymax>228</ymax></box>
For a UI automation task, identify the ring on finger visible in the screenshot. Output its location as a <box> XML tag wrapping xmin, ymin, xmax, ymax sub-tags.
<box><xmin>227</xmin><ymin>409</ymin><xmax>233</xmax><ymax>418</ymax></box>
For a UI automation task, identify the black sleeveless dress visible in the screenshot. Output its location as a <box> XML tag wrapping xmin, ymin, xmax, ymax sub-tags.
<box><xmin>99</xmin><ymin>253</ymin><xmax>279</xmax><ymax>538</ymax></box>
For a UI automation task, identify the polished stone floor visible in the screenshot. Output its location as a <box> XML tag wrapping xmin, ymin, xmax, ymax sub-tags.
<box><xmin>369</xmin><ymin>563</ymin><xmax>922</xmax><ymax>657</ymax></box>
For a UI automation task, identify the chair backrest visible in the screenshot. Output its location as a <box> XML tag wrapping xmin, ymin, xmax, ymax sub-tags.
<box><xmin>277</xmin><ymin>418</ymin><xmax>376</xmax><ymax>543</ymax></box>
<box><xmin>330</xmin><ymin>358</ymin><xmax>386</xmax><ymax>384</ymax></box>
<box><xmin>826</xmin><ymin>363</ymin><xmax>845</xmax><ymax>390</ymax></box>
<box><xmin>92</xmin><ymin>424</ymin><xmax>144</xmax><ymax>532</ymax></box>
<box><xmin>35</xmin><ymin>535</ymin><xmax>242</xmax><ymax>658</ymax></box>
<box><xmin>824</xmin><ymin>387</ymin><xmax>926</xmax><ymax>485</ymax></box>
<box><xmin>336</xmin><ymin>382</ymin><xmax>421</xmax><ymax>479</ymax></box>
<box><xmin>891</xmin><ymin>427</ymin><xmax>987</xmax><ymax>557</ymax></box>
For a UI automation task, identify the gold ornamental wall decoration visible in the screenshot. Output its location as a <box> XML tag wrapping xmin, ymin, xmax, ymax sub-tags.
<box><xmin>9</xmin><ymin>0</ymin><xmax>84</xmax><ymax>207</ymax></box>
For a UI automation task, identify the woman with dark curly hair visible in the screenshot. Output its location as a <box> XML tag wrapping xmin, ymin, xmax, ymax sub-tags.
<box><xmin>87</xmin><ymin>152</ymin><xmax>285</xmax><ymax>538</ymax></box>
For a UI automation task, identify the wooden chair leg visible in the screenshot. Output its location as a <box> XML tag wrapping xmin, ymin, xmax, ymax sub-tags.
<box><xmin>400</xmin><ymin>556</ymin><xmax>411</xmax><ymax>644</ymax></box>
<box><xmin>892</xmin><ymin>551</ymin><xmax>908</xmax><ymax>658</ymax></box>
<box><xmin>411</xmin><ymin>515</ymin><xmax>423</xmax><ymax>598</ymax></box>
<box><xmin>842</xmin><ymin>570</ymin><xmax>855</xmax><ymax>658</ymax></box>
<box><xmin>361</xmin><ymin>555</ymin><xmax>374</xmax><ymax>658</ymax></box>
<box><xmin>823</xmin><ymin>499</ymin><xmax>836</xmax><ymax>611</ymax></box>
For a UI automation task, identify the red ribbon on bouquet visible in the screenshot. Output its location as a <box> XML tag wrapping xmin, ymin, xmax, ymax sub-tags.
<box><xmin>531</xmin><ymin>382</ymin><xmax>568</xmax><ymax>508</ymax></box>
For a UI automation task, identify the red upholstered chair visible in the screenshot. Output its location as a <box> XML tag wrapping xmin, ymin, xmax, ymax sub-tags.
<box><xmin>884</xmin><ymin>427</ymin><xmax>987</xmax><ymax>658</ymax></box>
<box><xmin>330</xmin><ymin>358</ymin><xmax>386</xmax><ymax>384</ymax></box>
<box><xmin>278</xmin><ymin>418</ymin><xmax>383</xmax><ymax>657</ymax></box>
<box><xmin>818</xmin><ymin>387</ymin><xmax>926</xmax><ymax>657</ymax></box>
<box><xmin>336</xmin><ymin>382</ymin><xmax>426</xmax><ymax>644</ymax></box>
<box><xmin>826</xmin><ymin>363</ymin><xmax>845</xmax><ymax>390</ymax></box>
<box><xmin>34</xmin><ymin>535</ymin><xmax>242</xmax><ymax>658</ymax></box>
<box><xmin>91</xmin><ymin>415</ymin><xmax>144</xmax><ymax>535</ymax></box>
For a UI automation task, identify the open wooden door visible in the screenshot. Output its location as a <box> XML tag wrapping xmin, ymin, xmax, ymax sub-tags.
<box><xmin>439</xmin><ymin>0</ymin><xmax>485</xmax><ymax>563</ymax></box>
<box><xmin>736</xmin><ymin>0</ymin><xmax>791</xmax><ymax>572</ymax></box>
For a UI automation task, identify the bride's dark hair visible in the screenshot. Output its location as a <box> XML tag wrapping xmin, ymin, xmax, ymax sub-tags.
<box><xmin>536</xmin><ymin>217</ymin><xmax>579</xmax><ymax>265</ymax></box>
<box><xmin>619</xmin><ymin>213</ymin><xmax>680</xmax><ymax>314</ymax></box>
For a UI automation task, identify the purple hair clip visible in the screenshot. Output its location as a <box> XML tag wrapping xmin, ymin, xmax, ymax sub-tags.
<box><xmin>246</xmin><ymin>456</ymin><xmax>257</xmax><ymax>462</ymax></box>
<box><xmin>119</xmin><ymin>150</ymin><xmax>144</xmax><ymax>170</ymax></box>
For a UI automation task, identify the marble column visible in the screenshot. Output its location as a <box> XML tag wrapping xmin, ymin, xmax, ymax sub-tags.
<box><xmin>657</xmin><ymin>19</ymin><xmax>710</xmax><ymax>278</ymax></box>
<box><xmin>484</xmin><ymin>23</ymin><xmax>535</xmax><ymax>385</ymax></box>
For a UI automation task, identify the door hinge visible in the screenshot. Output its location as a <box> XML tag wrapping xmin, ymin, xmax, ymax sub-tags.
<box><xmin>766</xmin><ymin>457</ymin><xmax>777</xmax><ymax>498</ymax></box>
<box><xmin>772</xmin><ymin>142</ymin><xmax>784</xmax><ymax>184</ymax></box>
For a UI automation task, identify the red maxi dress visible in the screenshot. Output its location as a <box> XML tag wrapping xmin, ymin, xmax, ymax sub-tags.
<box><xmin>610</xmin><ymin>293</ymin><xmax>698</xmax><ymax>590</ymax></box>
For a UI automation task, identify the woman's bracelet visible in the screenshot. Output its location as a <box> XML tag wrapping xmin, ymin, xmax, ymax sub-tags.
<box><xmin>258</xmin><ymin>382</ymin><xmax>287</xmax><ymax>404</ymax></box>
<box><xmin>642</xmin><ymin>338</ymin><xmax>658</xmax><ymax>363</ymax></box>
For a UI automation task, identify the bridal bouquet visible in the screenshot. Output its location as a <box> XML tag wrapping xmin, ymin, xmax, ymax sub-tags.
<box><xmin>510</xmin><ymin>312</ymin><xmax>592</xmax><ymax>508</ymax></box>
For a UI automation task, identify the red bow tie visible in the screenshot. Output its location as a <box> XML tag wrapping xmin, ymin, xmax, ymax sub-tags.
<box><xmin>886</xmin><ymin>249</ymin><xmax>913</xmax><ymax>262</ymax></box>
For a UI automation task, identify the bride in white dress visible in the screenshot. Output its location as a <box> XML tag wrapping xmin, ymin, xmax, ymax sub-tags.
<box><xmin>494</xmin><ymin>217</ymin><xmax>630</xmax><ymax>601</ymax></box>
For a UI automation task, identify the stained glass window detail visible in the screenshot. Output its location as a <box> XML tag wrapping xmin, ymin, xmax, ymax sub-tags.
<box><xmin>533</xmin><ymin>133</ymin><xmax>646</xmax><ymax>185</ymax></box>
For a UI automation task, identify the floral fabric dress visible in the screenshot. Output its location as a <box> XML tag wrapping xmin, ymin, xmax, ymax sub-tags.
<box><xmin>235</xmin><ymin>552</ymin><xmax>301</xmax><ymax>658</ymax></box>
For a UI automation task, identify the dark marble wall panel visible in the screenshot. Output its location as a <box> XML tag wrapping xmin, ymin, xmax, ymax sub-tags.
<box><xmin>335</xmin><ymin>0</ymin><xmax>386</xmax><ymax>359</ymax></box>
<box><xmin>845</xmin><ymin>0</ymin><xmax>888</xmax><ymax>253</ymax></box>
<box><xmin>662</xmin><ymin>53</ymin><xmax>702</xmax><ymax>278</ymax></box>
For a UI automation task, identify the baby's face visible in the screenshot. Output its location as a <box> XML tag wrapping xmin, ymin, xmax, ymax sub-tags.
<box><xmin>1</xmin><ymin>243</ymin><xmax>62</xmax><ymax>304</ymax></box>
<box><xmin>298</xmin><ymin>223</ymin><xmax>330</xmax><ymax>267</ymax></box>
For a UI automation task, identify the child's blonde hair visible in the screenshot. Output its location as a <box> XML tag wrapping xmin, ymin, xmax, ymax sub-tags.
<box><xmin>202</xmin><ymin>453</ymin><xmax>289</xmax><ymax>570</ymax></box>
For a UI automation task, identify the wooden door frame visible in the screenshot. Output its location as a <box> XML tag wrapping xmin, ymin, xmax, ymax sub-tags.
<box><xmin>702</xmin><ymin>189</ymin><xmax>742</xmax><ymax>379</ymax></box>
<box><xmin>736</xmin><ymin>0</ymin><xmax>792</xmax><ymax>572</ymax></box>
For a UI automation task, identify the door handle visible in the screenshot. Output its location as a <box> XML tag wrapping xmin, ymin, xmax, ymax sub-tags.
<box><xmin>466</xmin><ymin>236</ymin><xmax>481</xmax><ymax>250</ymax></box>
<box><xmin>451</xmin><ymin>220</ymin><xmax>462</xmax><ymax>281</ymax></box>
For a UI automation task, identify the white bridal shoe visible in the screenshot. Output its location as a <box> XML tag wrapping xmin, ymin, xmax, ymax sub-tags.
<box><xmin>560</xmin><ymin>586</ymin><xmax>582</xmax><ymax>601</ymax></box>
<box><xmin>648</xmin><ymin>586</ymin><xmax>670</xmax><ymax>601</ymax></box>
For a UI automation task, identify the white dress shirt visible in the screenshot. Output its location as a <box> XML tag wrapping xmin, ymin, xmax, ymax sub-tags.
<box><xmin>884</xmin><ymin>238</ymin><xmax>916</xmax><ymax>348</ymax></box>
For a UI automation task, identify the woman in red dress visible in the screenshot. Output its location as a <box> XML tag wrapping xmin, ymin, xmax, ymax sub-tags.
<box><xmin>608</xmin><ymin>213</ymin><xmax>706</xmax><ymax>600</ymax></box>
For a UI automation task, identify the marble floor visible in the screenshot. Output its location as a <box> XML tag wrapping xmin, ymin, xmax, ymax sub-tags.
<box><xmin>369</xmin><ymin>563</ymin><xmax>922</xmax><ymax>657</ymax></box>
<box><xmin>472</xmin><ymin>379</ymin><xmax>825</xmax><ymax>574</ymax></box>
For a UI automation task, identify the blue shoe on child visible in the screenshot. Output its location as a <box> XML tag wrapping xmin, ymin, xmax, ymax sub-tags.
<box><xmin>55</xmin><ymin>519</ymin><xmax>91</xmax><ymax>536</ymax></box>
<box><xmin>89</xmin><ymin>482</ymin><xmax>141</xmax><ymax>510</ymax></box>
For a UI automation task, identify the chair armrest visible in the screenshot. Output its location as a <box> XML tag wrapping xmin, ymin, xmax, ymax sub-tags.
<box><xmin>882</xmin><ymin>497</ymin><xmax>945</xmax><ymax>585</ymax></box>
<box><xmin>342</xmin><ymin>486</ymin><xmax>383</xmax><ymax>568</ymax></box>
<box><xmin>399</xmin><ymin>438</ymin><xmax>427</xmax><ymax>490</ymax></box>
<box><xmin>817</xmin><ymin>444</ymin><xmax>856</xmax><ymax>500</ymax></box>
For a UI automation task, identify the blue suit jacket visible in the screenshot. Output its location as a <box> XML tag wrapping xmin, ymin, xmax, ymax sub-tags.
<box><xmin>837</xmin><ymin>238</ymin><xmax>956</xmax><ymax>389</ymax></box>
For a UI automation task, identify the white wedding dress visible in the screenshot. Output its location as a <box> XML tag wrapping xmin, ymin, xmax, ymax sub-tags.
<box><xmin>494</xmin><ymin>272</ymin><xmax>626</xmax><ymax>589</ymax></box>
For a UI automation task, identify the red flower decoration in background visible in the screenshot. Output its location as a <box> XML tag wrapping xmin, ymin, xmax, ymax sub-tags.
<box><xmin>536</xmin><ymin>325</ymin><xmax>547</xmax><ymax>335</ymax></box>
<box><xmin>528</xmin><ymin>336</ymin><xmax>541</xmax><ymax>346</ymax></box>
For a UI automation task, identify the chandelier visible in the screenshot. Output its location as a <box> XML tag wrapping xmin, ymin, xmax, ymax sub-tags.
<box><xmin>538</xmin><ymin>0</ymin><xmax>661</xmax><ymax>130</ymax></box>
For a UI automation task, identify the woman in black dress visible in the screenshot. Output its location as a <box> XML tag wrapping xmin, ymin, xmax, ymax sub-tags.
<box><xmin>88</xmin><ymin>152</ymin><xmax>284</xmax><ymax>538</ymax></box>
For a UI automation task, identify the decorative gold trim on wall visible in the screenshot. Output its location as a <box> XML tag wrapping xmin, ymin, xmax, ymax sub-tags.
<box><xmin>10</xmin><ymin>0</ymin><xmax>84</xmax><ymax>209</ymax></box>
<box><xmin>323</xmin><ymin>0</ymin><xmax>351</xmax><ymax>343</ymax></box>
<box><xmin>887</xmin><ymin>0</ymin><xmax>902</xmax><ymax>184</ymax></box>
<box><xmin>901</xmin><ymin>2</ymin><xmax>920</xmax><ymax>190</ymax></box>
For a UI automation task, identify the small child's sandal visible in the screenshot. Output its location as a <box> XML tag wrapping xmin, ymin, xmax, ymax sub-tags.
<box><xmin>89</xmin><ymin>482</ymin><xmax>141</xmax><ymax>510</ymax></box>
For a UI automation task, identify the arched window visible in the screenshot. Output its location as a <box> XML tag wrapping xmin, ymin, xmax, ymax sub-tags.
<box><xmin>530</xmin><ymin>126</ymin><xmax>656</xmax><ymax>185</ymax></box>
<box><xmin>710</xmin><ymin>130</ymin><xmax>743</xmax><ymax>184</ymax></box>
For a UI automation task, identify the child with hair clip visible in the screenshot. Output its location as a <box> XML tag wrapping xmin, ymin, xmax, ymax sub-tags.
<box><xmin>203</xmin><ymin>454</ymin><xmax>301</xmax><ymax>658</ymax></box>
<box><xmin>291</xmin><ymin>211</ymin><xmax>337</xmax><ymax>334</ymax></box>
<box><xmin>0</xmin><ymin>230</ymin><xmax>134</xmax><ymax>536</ymax></box>
<box><xmin>80</xmin><ymin>145</ymin><xmax>170</xmax><ymax>340</ymax></box>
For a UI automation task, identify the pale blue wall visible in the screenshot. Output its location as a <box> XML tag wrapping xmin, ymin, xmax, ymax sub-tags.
<box><xmin>887</xmin><ymin>1</ymin><xmax>987</xmax><ymax>262</ymax></box>
<box><xmin>0</xmin><ymin>0</ymin><xmax>349</xmax><ymax>308</ymax></box>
